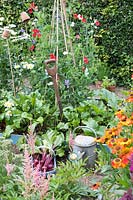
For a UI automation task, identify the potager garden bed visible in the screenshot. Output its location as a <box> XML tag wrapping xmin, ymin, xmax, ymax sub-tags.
<box><xmin>0</xmin><ymin>0</ymin><xmax>133</xmax><ymax>200</ymax></box>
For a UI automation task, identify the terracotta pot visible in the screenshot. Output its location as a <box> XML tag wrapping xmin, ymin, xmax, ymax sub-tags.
<box><xmin>2</xmin><ymin>29</ymin><xmax>10</xmax><ymax>39</ymax></box>
<box><xmin>20</xmin><ymin>12</ymin><xmax>30</xmax><ymax>22</ymax></box>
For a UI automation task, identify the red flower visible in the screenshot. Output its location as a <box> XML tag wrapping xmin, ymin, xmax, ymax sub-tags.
<box><xmin>83</xmin><ymin>56</ymin><xmax>89</xmax><ymax>64</ymax></box>
<box><xmin>131</xmin><ymin>74</ymin><xmax>133</xmax><ymax>79</ymax></box>
<box><xmin>32</xmin><ymin>29</ymin><xmax>41</xmax><ymax>38</ymax></box>
<box><xmin>28</xmin><ymin>2</ymin><xmax>38</xmax><ymax>14</ymax></box>
<box><xmin>94</xmin><ymin>20</ymin><xmax>101</xmax><ymax>27</ymax></box>
<box><xmin>28</xmin><ymin>8</ymin><xmax>33</xmax><ymax>14</ymax></box>
<box><xmin>50</xmin><ymin>53</ymin><xmax>56</xmax><ymax>60</ymax></box>
<box><xmin>73</xmin><ymin>13</ymin><xmax>78</xmax><ymax>19</ymax></box>
<box><xmin>29</xmin><ymin>45</ymin><xmax>35</xmax><ymax>51</ymax></box>
<box><xmin>82</xmin><ymin>18</ymin><xmax>86</xmax><ymax>23</ymax></box>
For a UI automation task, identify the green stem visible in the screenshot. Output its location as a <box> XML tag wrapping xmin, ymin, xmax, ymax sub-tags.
<box><xmin>7</xmin><ymin>39</ymin><xmax>16</xmax><ymax>97</ymax></box>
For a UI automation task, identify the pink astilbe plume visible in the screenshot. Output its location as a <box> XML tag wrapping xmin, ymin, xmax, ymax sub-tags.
<box><xmin>69</xmin><ymin>131</ymin><xmax>75</xmax><ymax>151</ymax></box>
<box><xmin>27</xmin><ymin>124</ymin><xmax>36</xmax><ymax>154</ymax></box>
<box><xmin>20</xmin><ymin>134</ymin><xmax>50</xmax><ymax>199</ymax></box>
<box><xmin>5</xmin><ymin>163</ymin><xmax>14</xmax><ymax>176</ymax></box>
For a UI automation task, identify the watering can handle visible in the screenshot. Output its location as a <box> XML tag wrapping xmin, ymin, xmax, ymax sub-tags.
<box><xmin>72</xmin><ymin>126</ymin><xmax>97</xmax><ymax>138</ymax></box>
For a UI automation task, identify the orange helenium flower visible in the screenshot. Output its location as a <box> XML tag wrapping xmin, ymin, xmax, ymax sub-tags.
<box><xmin>91</xmin><ymin>182</ymin><xmax>101</xmax><ymax>190</ymax></box>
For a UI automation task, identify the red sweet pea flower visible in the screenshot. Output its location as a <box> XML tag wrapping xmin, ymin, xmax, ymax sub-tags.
<box><xmin>94</xmin><ymin>20</ymin><xmax>101</xmax><ymax>27</ymax></box>
<box><xmin>28</xmin><ymin>2</ymin><xmax>38</xmax><ymax>14</ymax></box>
<box><xmin>83</xmin><ymin>56</ymin><xmax>89</xmax><ymax>64</ymax></box>
<box><xmin>32</xmin><ymin>29</ymin><xmax>41</xmax><ymax>38</ymax></box>
<box><xmin>82</xmin><ymin>18</ymin><xmax>86</xmax><ymax>23</ymax></box>
<box><xmin>29</xmin><ymin>45</ymin><xmax>35</xmax><ymax>51</ymax></box>
<box><xmin>50</xmin><ymin>53</ymin><xmax>56</xmax><ymax>60</ymax></box>
<box><xmin>73</xmin><ymin>13</ymin><xmax>78</xmax><ymax>19</ymax></box>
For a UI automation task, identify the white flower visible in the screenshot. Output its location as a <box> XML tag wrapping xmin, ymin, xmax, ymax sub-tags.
<box><xmin>84</xmin><ymin>68</ymin><xmax>89</xmax><ymax>77</ymax></box>
<box><xmin>10</xmin><ymin>30</ymin><xmax>17</xmax><ymax>35</ymax></box>
<box><xmin>14</xmin><ymin>64</ymin><xmax>20</xmax><ymax>69</ymax></box>
<box><xmin>9</xmin><ymin>24</ymin><xmax>16</xmax><ymax>28</ymax></box>
<box><xmin>70</xmin><ymin>22</ymin><xmax>75</xmax><ymax>27</ymax></box>
<box><xmin>6</xmin><ymin>110</ymin><xmax>12</xmax><ymax>116</ymax></box>
<box><xmin>21</xmin><ymin>62</ymin><xmax>28</xmax><ymax>69</ymax></box>
<box><xmin>0</xmin><ymin>17</ymin><xmax>4</xmax><ymax>21</ymax></box>
<box><xmin>78</xmin><ymin>14</ymin><xmax>83</xmax><ymax>20</ymax></box>
<box><xmin>63</xmin><ymin>51</ymin><xmax>68</xmax><ymax>55</ymax></box>
<box><xmin>4</xmin><ymin>101</ymin><xmax>14</xmax><ymax>108</ymax></box>
<box><xmin>47</xmin><ymin>82</ymin><xmax>53</xmax><ymax>86</ymax></box>
<box><xmin>25</xmin><ymin>63</ymin><xmax>34</xmax><ymax>70</ymax></box>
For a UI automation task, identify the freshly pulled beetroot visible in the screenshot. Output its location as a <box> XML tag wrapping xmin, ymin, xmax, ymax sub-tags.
<box><xmin>32</xmin><ymin>151</ymin><xmax>54</xmax><ymax>172</ymax></box>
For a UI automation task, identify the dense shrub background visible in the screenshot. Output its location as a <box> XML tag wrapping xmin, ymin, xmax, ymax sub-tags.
<box><xmin>71</xmin><ymin>0</ymin><xmax>133</xmax><ymax>86</ymax></box>
<box><xmin>0</xmin><ymin>0</ymin><xmax>133</xmax><ymax>87</ymax></box>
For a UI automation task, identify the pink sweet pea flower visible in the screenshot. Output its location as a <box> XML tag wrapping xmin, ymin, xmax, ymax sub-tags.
<box><xmin>75</xmin><ymin>34</ymin><xmax>80</xmax><ymax>39</ymax></box>
<box><xmin>73</xmin><ymin>13</ymin><xmax>78</xmax><ymax>19</ymax></box>
<box><xmin>29</xmin><ymin>45</ymin><xmax>35</xmax><ymax>51</ymax></box>
<box><xmin>94</xmin><ymin>20</ymin><xmax>101</xmax><ymax>27</ymax></box>
<box><xmin>78</xmin><ymin>14</ymin><xmax>83</xmax><ymax>20</ymax></box>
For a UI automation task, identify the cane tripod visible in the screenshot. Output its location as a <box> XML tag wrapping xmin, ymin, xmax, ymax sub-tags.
<box><xmin>44</xmin><ymin>0</ymin><xmax>76</xmax><ymax>118</ymax></box>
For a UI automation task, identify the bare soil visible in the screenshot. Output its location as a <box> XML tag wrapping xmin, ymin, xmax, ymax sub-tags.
<box><xmin>88</xmin><ymin>84</ymin><xmax>129</xmax><ymax>99</ymax></box>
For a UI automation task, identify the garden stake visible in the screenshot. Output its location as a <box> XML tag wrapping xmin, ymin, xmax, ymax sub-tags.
<box><xmin>44</xmin><ymin>59</ymin><xmax>63</xmax><ymax>118</ymax></box>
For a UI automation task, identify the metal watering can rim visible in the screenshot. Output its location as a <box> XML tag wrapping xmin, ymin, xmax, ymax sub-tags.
<box><xmin>72</xmin><ymin>126</ymin><xmax>97</xmax><ymax>147</ymax></box>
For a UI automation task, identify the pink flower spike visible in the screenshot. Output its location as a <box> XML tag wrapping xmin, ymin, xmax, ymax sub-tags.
<box><xmin>5</xmin><ymin>163</ymin><xmax>14</xmax><ymax>176</ymax></box>
<box><xmin>83</xmin><ymin>56</ymin><xmax>89</xmax><ymax>64</ymax></box>
<box><xmin>69</xmin><ymin>131</ymin><xmax>75</xmax><ymax>150</ymax></box>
